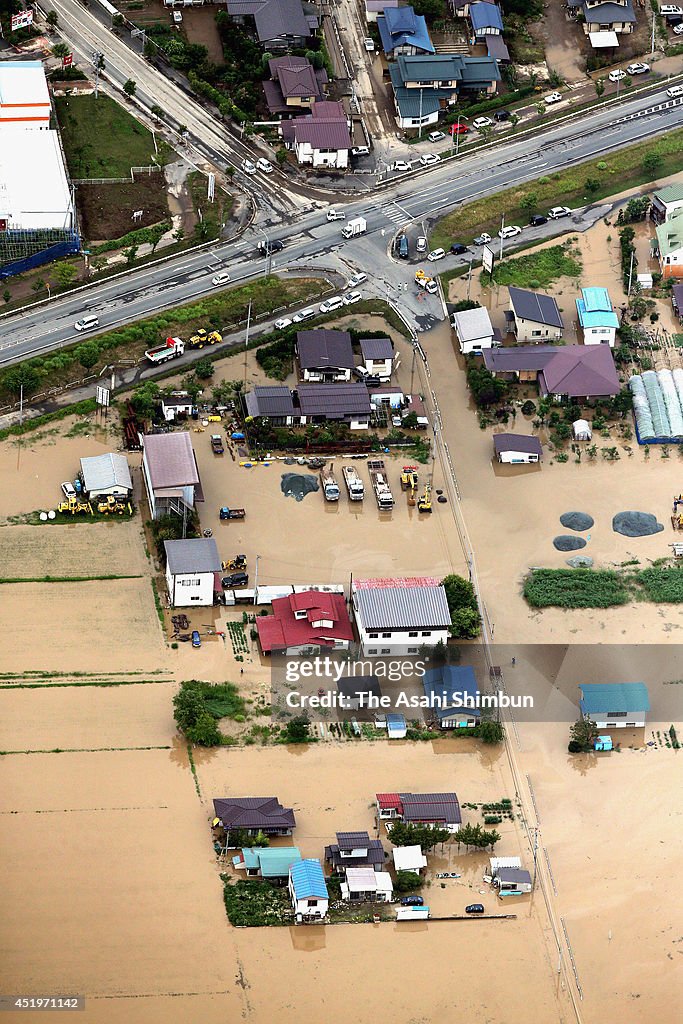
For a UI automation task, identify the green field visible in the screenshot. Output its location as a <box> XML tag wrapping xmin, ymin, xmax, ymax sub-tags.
<box><xmin>524</xmin><ymin>565</ymin><xmax>683</xmax><ymax>608</ymax></box>
<box><xmin>483</xmin><ymin>243</ymin><xmax>582</xmax><ymax>289</ymax></box>
<box><xmin>55</xmin><ymin>95</ymin><xmax>168</xmax><ymax>177</ymax></box>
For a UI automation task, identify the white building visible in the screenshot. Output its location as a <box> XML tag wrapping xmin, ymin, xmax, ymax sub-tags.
<box><xmin>575</xmin><ymin>287</ymin><xmax>619</xmax><ymax>347</ymax></box>
<box><xmin>359</xmin><ymin>337</ymin><xmax>394</xmax><ymax>380</ymax></box>
<box><xmin>142</xmin><ymin>432</ymin><xmax>201</xmax><ymax>519</ymax></box>
<box><xmin>161</xmin><ymin>393</ymin><xmax>195</xmax><ymax>422</ymax></box>
<box><xmin>341</xmin><ymin>867</ymin><xmax>393</xmax><ymax>902</ymax></box>
<box><xmin>392</xmin><ymin>845</ymin><xmax>428</xmax><ymax>874</ymax></box>
<box><xmin>79</xmin><ymin>453</ymin><xmax>133</xmax><ymax>499</ymax></box>
<box><xmin>451</xmin><ymin>306</ymin><xmax>496</xmax><ymax>355</ymax></box>
<box><xmin>579</xmin><ymin>682</ymin><xmax>650</xmax><ymax>729</ymax></box>
<box><xmin>0</xmin><ymin>129</ymin><xmax>73</xmax><ymax>231</ymax></box>
<box><xmin>289</xmin><ymin>859</ymin><xmax>329</xmax><ymax>922</ymax></box>
<box><xmin>282</xmin><ymin>101</ymin><xmax>352</xmax><ymax>170</ymax></box>
<box><xmin>352</xmin><ymin>577</ymin><xmax>452</xmax><ymax>655</ymax></box>
<box><xmin>492</xmin><ymin>433</ymin><xmax>543</xmax><ymax>465</ymax></box>
<box><xmin>164</xmin><ymin>538</ymin><xmax>221</xmax><ymax>607</ymax></box>
<box><xmin>507</xmin><ymin>287</ymin><xmax>564</xmax><ymax>342</ymax></box>
<box><xmin>0</xmin><ymin>62</ymin><xmax>51</xmax><ymax>128</ymax></box>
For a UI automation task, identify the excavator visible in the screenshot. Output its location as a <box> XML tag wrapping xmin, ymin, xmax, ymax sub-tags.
<box><xmin>96</xmin><ymin>495</ymin><xmax>129</xmax><ymax>515</ymax></box>
<box><xmin>58</xmin><ymin>496</ymin><xmax>93</xmax><ymax>516</ymax></box>
<box><xmin>417</xmin><ymin>481</ymin><xmax>432</xmax><ymax>513</ymax></box>
<box><xmin>188</xmin><ymin>328</ymin><xmax>222</xmax><ymax>349</ymax></box>
<box><xmin>400</xmin><ymin>465</ymin><xmax>418</xmax><ymax>507</ymax></box>
<box><xmin>222</xmin><ymin>554</ymin><xmax>247</xmax><ymax>572</ymax></box>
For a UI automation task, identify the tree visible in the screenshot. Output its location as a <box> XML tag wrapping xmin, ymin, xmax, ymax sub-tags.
<box><xmin>194</xmin><ymin>357</ymin><xmax>215</xmax><ymax>380</ymax></box>
<box><xmin>225</xmin><ymin>165</ymin><xmax>235</xmax><ymax>181</ymax></box>
<box><xmin>186</xmin><ymin>710</ymin><xmax>221</xmax><ymax>746</ymax></box>
<box><xmin>151</xmin><ymin>104</ymin><xmax>164</xmax><ymax>119</ymax></box>
<box><xmin>443</xmin><ymin>573</ymin><xmax>477</xmax><ymax>612</ymax></box>
<box><xmin>53</xmin><ymin>262</ymin><xmax>77</xmax><ymax>287</ymax></box>
<box><xmin>276</xmin><ymin>147</ymin><xmax>287</xmax><ymax>166</ymax></box>
<box><xmin>594</xmin><ymin>77</ymin><xmax>605</xmax><ymax>99</ymax></box>
<box><xmin>478</xmin><ymin>719</ymin><xmax>504</xmax><ymax>744</ymax></box>
<box><xmin>509</xmin><ymin>113</ymin><xmax>520</xmax><ymax>129</ymax></box>
<box><xmin>123</xmin><ymin>78</ymin><xmax>137</xmax><ymax>98</ymax></box>
<box><xmin>643</xmin><ymin>151</ymin><xmax>663</xmax><ymax>178</ymax></box>
<box><xmin>52</xmin><ymin>42</ymin><xmax>69</xmax><ymax>58</ymax></box>
<box><xmin>450</xmin><ymin>606</ymin><xmax>481</xmax><ymax>639</ymax></box>
<box><xmin>2</xmin><ymin>363</ymin><xmax>41</xmax><ymax>398</ymax></box>
<box><xmin>173</xmin><ymin>683</ymin><xmax>206</xmax><ymax>733</ymax></box>
<box><xmin>568</xmin><ymin>716</ymin><xmax>598</xmax><ymax>752</ymax></box>
<box><xmin>388</xmin><ymin>822</ymin><xmax>450</xmax><ymax>851</ymax></box>
<box><xmin>3</xmin><ymin>290</ymin><xmax>10</xmax><ymax>304</ymax></box>
<box><xmin>453</xmin><ymin>823</ymin><xmax>500</xmax><ymax>851</ymax></box>
<box><xmin>75</xmin><ymin>343</ymin><xmax>100</xmax><ymax>371</ymax></box>
<box><xmin>46</xmin><ymin>10</ymin><xmax>58</xmax><ymax>28</ymax></box>
<box><xmin>181</xmin><ymin>374</ymin><xmax>203</xmax><ymax>403</ymax></box>
<box><xmin>130</xmin><ymin>380</ymin><xmax>160</xmax><ymax>419</ymax></box>
<box><xmin>467</xmin><ymin>364</ymin><xmax>506</xmax><ymax>408</ymax></box>
<box><xmin>584</xmin><ymin>178</ymin><xmax>601</xmax><ymax>196</ymax></box>
<box><xmin>252</xmin><ymin>830</ymin><xmax>270</xmax><ymax>848</ymax></box>
<box><xmin>112</xmin><ymin>13</ymin><xmax>124</xmax><ymax>27</ymax></box>
<box><xmin>394</xmin><ymin>870</ymin><xmax>424</xmax><ymax>893</ymax></box>
<box><xmin>284</xmin><ymin>715</ymin><xmax>311</xmax><ymax>743</ymax></box>
<box><xmin>519</xmin><ymin>191</ymin><xmax>539</xmax><ymax>214</ymax></box>
<box><xmin>535</xmin><ymin>102</ymin><xmax>546</xmax><ymax>116</ymax></box>
<box><xmin>124</xmin><ymin>245</ymin><xmax>138</xmax><ymax>266</ymax></box>
<box><xmin>147</xmin><ymin>223</ymin><xmax>166</xmax><ymax>254</ymax></box>
<box><xmin>32</xmin><ymin>278</ymin><xmax>46</xmax><ymax>294</ymax></box>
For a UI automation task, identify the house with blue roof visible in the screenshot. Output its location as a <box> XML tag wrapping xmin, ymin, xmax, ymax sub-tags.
<box><xmin>576</xmin><ymin>287</ymin><xmax>619</xmax><ymax>348</ymax></box>
<box><xmin>422</xmin><ymin>664</ymin><xmax>481</xmax><ymax>728</ymax></box>
<box><xmin>233</xmin><ymin>846</ymin><xmax>301</xmax><ymax>882</ymax></box>
<box><xmin>469</xmin><ymin>2</ymin><xmax>504</xmax><ymax>36</ymax></box>
<box><xmin>388</xmin><ymin>53</ymin><xmax>499</xmax><ymax>130</ymax></box>
<box><xmin>377</xmin><ymin>6</ymin><xmax>435</xmax><ymax>57</ymax></box>
<box><xmin>579</xmin><ymin>683</ymin><xmax>650</xmax><ymax>729</ymax></box>
<box><xmin>289</xmin><ymin>858</ymin><xmax>329</xmax><ymax>921</ymax></box>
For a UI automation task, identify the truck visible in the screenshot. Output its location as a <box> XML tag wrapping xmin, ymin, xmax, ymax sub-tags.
<box><xmin>415</xmin><ymin>269</ymin><xmax>438</xmax><ymax>295</ymax></box>
<box><xmin>367</xmin><ymin>459</ymin><xmax>394</xmax><ymax>511</ymax></box>
<box><xmin>145</xmin><ymin>337</ymin><xmax>185</xmax><ymax>364</ymax></box>
<box><xmin>219</xmin><ymin>506</ymin><xmax>246</xmax><ymax>520</ymax></box>
<box><xmin>342</xmin><ymin>465</ymin><xmax>364</xmax><ymax>501</ymax></box>
<box><xmin>210</xmin><ymin>434</ymin><xmax>224</xmax><ymax>455</ymax></box>
<box><xmin>320</xmin><ymin>466</ymin><xmax>340</xmax><ymax>502</ymax></box>
<box><xmin>341</xmin><ymin>216</ymin><xmax>367</xmax><ymax>240</ymax></box>
<box><xmin>188</xmin><ymin>329</ymin><xmax>222</xmax><ymax>349</ymax></box>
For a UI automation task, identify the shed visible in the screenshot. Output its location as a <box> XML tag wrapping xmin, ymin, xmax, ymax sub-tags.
<box><xmin>490</xmin><ymin>856</ymin><xmax>521</xmax><ymax>873</ymax></box>
<box><xmin>493</xmin><ymin>433</ymin><xmax>542</xmax><ymax>464</ymax></box>
<box><xmin>387</xmin><ymin>713</ymin><xmax>407</xmax><ymax>739</ymax></box>
<box><xmin>341</xmin><ymin>866</ymin><xmax>393</xmax><ymax>902</ymax></box>
<box><xmin>572</xmin><ymin>419</ymin><xmax>592</xmax><ymax>441</ymax></box>
<box><xmin>79</xmin><ymin>453</ymin><xmax>133</xmax><ymax>498</ymax></box>
<box><xmin>392</xmin><ymin>845</ymin><xmax>428</xmax><ymax>873</ymax></box>
<box><xmin>594</xmin><ymin>735</ymin><xmax>613</xmax><ymax>751</ymax></box>
<box><xmin>496</xmin><ymin>867</ymin><xmax>532</xmax><ymax>894</ymax></box>
<box><xmin>232</xmin><ymin>846</ymin><xmax>301</xmax><ymax>880</ymax></box>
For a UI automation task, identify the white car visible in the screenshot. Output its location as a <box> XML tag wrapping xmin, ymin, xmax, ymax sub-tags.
<box><xmin>428</xmin><ymin>130</ymin><xmax>445</xmax><ymax>143</ymax></box>
<box><xmin>499</xmin><ymin>225</ymin><xmax>522</xmax><ymax>239</ymax></box>
<box><xmin>319</xmin><ymin>296</ymin><xmax>344</xmax><ymax>313</ymax></box>
<box><xmin>242</xmin><ymin>160</ymin><xmax>257</xmax><ymax>175</ymax></box>
<box><xmin>173</xmin><ymin>11</ymin><xmax>182</xmax><ymax>22</ymax></box>
<box><xmin>608</xmin><ymin>69</ymin><xmax>627</xmax><ymax>82</ymax></box>
<box><xmin>256</xmin><ymin>158</ymin><xmax>273</xmax><ymax>173</ymax></box>
<box><xmin>343</xmin><ymin>291</ymin><xmax>362</xmax><ymax>305</ymax></box>
<box><xmin>544</xmin><ymin>92</ymin><xmax>562</xmax><ymax>104</ymax></box>
<box><xmin>472</xmin><ymin>116</ymin><xmax>493</xmax><ymax>130</ymax></box>
<box><xmin>627</xmin><ymin>62</ymin><xmax>650</xmax><ymax>75</ymax></box>
<box><xmin>292</xmin><ymin>308</ymin><xmax>316</xmax><ymax>323</ymax></box>
<box><xmin>326</xmin><ymin>209</ymin><xmax>345</xmax><ymax>221</ymax></box>
<box><xmin>660</xmin><ymin>5</ymin><xmax>683</xmax><ymax>14</ymax></box>
<box><xmin>211</xmin><ymin>272</ymin><xmax>230</xmax><ymax>286</ymax></box>
<box><xmin>424</xmin><ymin>280</ymin><xmax>438</xmax><ymax>294</ymax></box>
<box><xmin>346</xmin><ymin>272</ymin><xmax>367</xmax><ymax>288</ymax></box>
<box><xmin>674</xmin><ymin>22</ymin><xmax>683</xmax><ymax>33</ymax></box>
<box><xmin>364</xmin><ymin>37</ymin><xmax>375</xmax><ymax>51</ymax></box>
<box><xmin>351</xmin><ymin>146</ymin><xmax>370</xmax><ymax>156</ymax></box>
<box><xmin>61</xmin><ymin>481</ymin><xmax>76</xmax><ymax>500</ymax></box>
<box><xmin>548</xmin><ymin>206</ymin><xmax>572</xmax><ymax>219</ymax></box>
<box><xmin>392</xmin><ymin>160</ymin><xmax>412</xmax><ymax>172</ymax></box>
<box><xmin>474</xmin><ymin>232</ymin><xmax>492</xmax><ymax>245</ymax></box>
<box><xmin>274</xmin><ymin>317</ymin><xmax>292</xmax><ymax>330</ymax></box>
<box><xmin>427</xmin><ymin>248</ymin><xmax>446</xmax><ymax>261</ymax></box>
<box><xmin>416</xmin><ymin>236</ymin><xmax>428</xmax><ymax>253</ymax></box>
<box><xmin>420</xmin><ymin>153</ymin><xmax>441</xmax><ymax>166</ymax></box>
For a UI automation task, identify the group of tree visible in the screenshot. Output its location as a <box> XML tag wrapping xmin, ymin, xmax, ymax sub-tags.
<box><xmin>568</xmin><ymin>716</ymin><xmax>598</xmax><ymax>753</ymax></box>
<box><xmin>442</xmin><ymin>573</ymin><xmax>482</xmax><ymax>640</ymax></box>
<box><xmin>388</xmin><ymin>821</ymin><xmax>451</xmax><ymax>851</ymax></box>
<box><xmin>393</xmin><ymin>870</ymin><xmax>424</xmax><ymax>893</ymax></box>
<box><xmin>452</xmin><ymin>822</ymin><xmax>500</xmax><ymax>851</ymax></box>
<box><xmin>466</xmin><ymin>363</ymin><xmax>507</xmax><ymax>409</ymax></box>
<box><xmin>173</xmin><ymin>679</ymin><xmax>223</xmax><ymax>746</ymax></box>
<box><xmin>283</xmin><ymin>715</ymin><xmax>311</xmax><ymax>744</ymax></box>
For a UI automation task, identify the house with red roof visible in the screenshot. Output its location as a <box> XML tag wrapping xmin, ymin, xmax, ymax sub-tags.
<box><xmin>281</xmin><ymin>101</ymin><xmax>352</xmax><ymax>169</ymax></box>
<box><xmin>376</xmin><ymin>792</ymin><xmax>462</xmax><ymax>832</ymax></box>
<box><xmin>256</xmin><ymin>589</ymin><xmax>355</xmax><ymax>654</ymax></box>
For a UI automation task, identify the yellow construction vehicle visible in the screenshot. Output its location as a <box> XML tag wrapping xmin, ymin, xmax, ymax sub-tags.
<box><xmin>400</xmin><ymin>465</ymin><xmax>418</xmax><ymax>507</ymax></box>
<box><xmin>417</xmin><ymin>481</ymin><xmax>432</xmax><ymax>513</ymax></box>
<box><xmin>188</xmin><ymin>329</ymin><xmax>222</xmax><ymax>350</ymax></box>
<box><xmin>96</xmin><ymin>495</ymin><xmax>127</xmax><ymax>515</ymax></box>
<box><xmin>414</xmin><ymin>269</ymin><xmax>438</xmax><ymax>295</ymax></box>
<box><xmin>58</xmin><ymin>496</ymin><xmax>93</xmax><ymax>516</ymax></box>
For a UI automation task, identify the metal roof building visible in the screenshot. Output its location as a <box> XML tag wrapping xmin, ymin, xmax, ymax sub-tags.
<box><xmin>79</xmin><ymin>453</ymin><xmax>132</xmax><ymax>497</ymax></box>
<box><xmin>576</xmin><ymin>287</ymin><xmax>619</xmax><ymax>330</ymax></box>
<box><xmin>213</xmin><ymin>796</ymin><xmax>296</xmax><ymax>834</ymax></box>
<box><xmin>359</xmin><ymin>337</ymin><xmax>394</xmax><ymax>360</ymax></box>
<box><xmin>244</xmin><ymin>385</ymin><xmax>296</xmax><ymax>421</ymax></box>
<box><xmin>579</xmin><ymin>683</ymin><xmax>650</xmax><ymax>714</ymax></box>
<box><xmin>297</xmin><ymin>329</ymin><xmax>354</xmax><ymax>371</ymax></box>
<box><xmin>234</xmin><ymin>846</ymin><xmax>301</xmax><ymax>878</ymax></box>
<box><xmin>296</xmin><ymin>382</ymin><xmax>371</xmax><ymax>420</ymax></box>
<box><xmin>164</xmin><ymin>538</ymin><xmax>221</xmax><ymax>575</ymax></box>
<box><xmin>353</xmin><ymin>582</ymin><xmax>451</xmax><ymax>630</ymax></box>
<box><xmin>290</xmin><ymin>858</ymin><xmax>328</xmax><ymax>899</ymax></box>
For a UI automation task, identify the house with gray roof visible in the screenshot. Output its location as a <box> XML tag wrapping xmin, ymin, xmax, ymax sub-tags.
<box><xmin>213</xmin><ymin>796</ymin><xmax>297</xmax><ymax>836</ymax></box>
<box><xmin>578</xmin><ymin>0</ymin><xmax>636</xmax><ymax>45</ymax></box>
<box><xmin>263</xmin><ymin>55</ymin><xmax>327</xmax><ymax>115</ymax></box>
<box><xmin>244</xmin><ymin>385</ymin><xmax>296</xmax><ymax>425</ymax></box>
<box><xmin>507</xmin><ymin>286</ymin><xmax>564</xmax><ymax>342</ymax></box>
<box><xmin>352</xmin><ymin>577</ymin><xmax>452</xmax><ymax>655</ymax></box>
<box><xmin>493</xmin><ymin>433</ymin><xmax>543</xmax><ymax>464</ymax></box>
<box><xmin>325</xmin><ymin>831</ymin><xmax>386</xmax><ymax>872</ymax></box>
<box><xmin>164</xmin><ymin>537</ymin><xmax>221</xmax><ymax>607</ymax></box>
<box><xmin>484</xmin><ymin>345</ymin><xmax>620</xmax><ymax>401</ymax></box>
<box><xmin>359</xmin><ymin>336</ymin><xmax>394</xmax><ymax>380</ymax></box>
<box><xmin>79</xmin><ymin>453</ymin><xmax>132</xmax><ymax>499</ymax></box>
<box><xmin>281</xmin><ymin>100</ymin><xmax>352</xmax><ymax>169</ymax></box>
<box><xmin>296</xmin><ymin>329</ymin><xmax>355</xmax><ymax>382</ymax></box>
<box><xmin>388</xmin><ymin>53</ymin><xmax>499</xmax><ymax>130</ymax></box>
<box><xmin>142</xmin><ymin>431</ymin><xmax>203</xmax><ymax>519</ymax></box>
<box><xmin>225</xmin><ymin>0</ymin><xmax>314</xmax><ymax>50</ymax></box>
<box><xmin>295</xmin><ymin>382</ymin><xmax>372</xmax><ymax>428</ymax></box>
<box><xmin>451</xmin><ymin>305</ymin><xmax>496</xmax><ymax>354</ymax></box>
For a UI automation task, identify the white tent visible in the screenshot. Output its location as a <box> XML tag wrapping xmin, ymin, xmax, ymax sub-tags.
<box><xmin>572</xmin><ymin>419</ymin><xmax>592</xmax><ymax>441</ymax></box>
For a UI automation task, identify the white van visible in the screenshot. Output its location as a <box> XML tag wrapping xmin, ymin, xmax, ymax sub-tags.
<box><xmin>667</xmin><ymin>84</ymin><xmax>683</xmax><ymax>98</ymax></box>
<box><xmin>74</xmin><ymin>315</ymin><xmax>99</xmax><ymax>332</ymax></box>
<box><xmin>326</xmin><ymin>209</ymin><xmax>346</xmax><ymax>221</ymax></box>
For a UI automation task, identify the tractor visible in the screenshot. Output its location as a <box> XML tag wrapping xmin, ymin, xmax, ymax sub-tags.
<box><xmin>222</xmin><ymin>554</ymin><xmax>247</xmax><ymax>572</ymax></box>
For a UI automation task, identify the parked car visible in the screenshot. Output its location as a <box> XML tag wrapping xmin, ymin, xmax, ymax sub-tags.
<box><xmin>353</xmin><ymin>366</ymin><xmax>381</xmax><ymax>385</ymax></box>
<box><xmin>351</xmin><ymin>146</ymin><xmax>370</xmax><ymax>156</ymax></box>
<box><xmin>608</xmin><ymin>68</ymin><xmax>627</xmax><ymax>82</ymax></box>
<box><xmin>660</xmin><ymin>4</ymin><xmax>683</xmax><ymax>14</ymax></box>
<box><xmin>474</xmin><ymin>232</ymin><xmax>492</xmax><ymax>245</ymax></box>
<box><xmin>428</xmin><ymin>130</ymin><xmax>445</xmax><ymax>142</ymax></box>
<box><xmin>416</xmin><ymin>236</ymin><xmax>428</xmax><ymax>253</ymax></box>
<box><xmin>173</xmin><ymin>10</ymin><xmax>182</xmax><ymax>22</ymax></box>
<box><xmin>211</xmin><ymin>272</ymin><xmax>230</xmax><ymax>286</ymax></box>
<box><xmin>494</xmin><ymin>109</ymin><xmax>511</xmax><ymax>121</ymax></box>
<box><xmin>397</xmin><ymin>234</ymin><xmax>409</xmax><ymax>258</ymax></box>
<box><xmin>449</xmin><ymin>122</ymin><xmax>469</xmax><ymax>135</ymax></box>
<box><xmin>472</xmin><ymin>116</ymin><xmax>493</xmax><ymax>130</ymax></box>
<box><xmin>427</xmin><ymin>248</ymin><xmax>446</xmax><ymax>261</ymax></box>
<box><xmin>326</xmin><ymin>209</ymin><xmax>346</xmax><ymax>221</ymax></box>
<box><xmin>674</xmin><ymin>22</ymin><xmax>683</xmax><ymax>33</ymax></box>
<box><xmin>499</xmin><ymin>225</ymin><xmax>522</xmax><ymax>239</ymax></box>
<box><xmin>292</xmin><ymin>307</ymin><xmax>316</xmax><ymax>322</ymax></box>
<box><xmin>450</xmin><ymin>243</ymin><xmax>468</xmax><ymax>255</ymax></box>
<box><xmin>61</xmin><ymin>481</ymin><xmax>77</xmax><ymax>499</ymax></box>
<box><xmin>222</xmin><ymin>572</ymin><xmax>249</xmax><ymax>588</ymax></box>
<box><xmin>242</xmin><ymin>160</ymin><xmax>257</xmax><ymax>175</ymax></box>
<box><xmin>364</xmin><ymin>37</ymin><xmax>375</xmax><ymax>51</ymax></box>
<box><xmin>343</xmin><ymin>290</ymin><xmax>362</xmax><ymax>305</ymax></box>
<box><xmin>465</xmin><ymin>903</ymin><xmax>485</xmax><ymax>914</ymax></box>
<box><xmin>548</xmin><ymin>206</ymin><xmax>572</xmax><ymax>219</ymax></box>
<box><xmin>274</xmin><ymin>317</ymin><xmax>292</xmax><ymax>330</ymax></box>
<box><xmin>256</xmin><ymin>158</ymin><xmax>273</xmax><ymax>173</ymax></box>
<box><xmin>191</xmin><ymin>630</ymin><xmax>201</xmax><ymax>648</ymax></box>
<box><xmin>346</xmin><ymin>272</ymin><xmax>368</xmax><ymax>288</ymax></box>
<box><xmin>319</xmin><ymin>296</ymin><xmax>344</xmax><ymax>313</ymax></box>
<box><xmin>667</xmin><ymin>83</ymin><xmax>683</xmax><ymax>97</ymax></box>
<box><xmin>627</xmin><ymin>62</ymin><xmax>650</xmax><ymax>75</ymax></box>
<box><xmin>401</xmin><ymin>896</ymin><xmax>424</xmax><ymax>906</ymax></box>
<box><xmin>257</xmin><ymin>239</ymin><xmax>284</xmax><ymax>255</ymax></box>
<box><xmin>544</xmin><ymin>92</ymin><xmax>562</xmax><ymax>104</ymax></box>
<box><xmin>529</xmin><ymin>214</ymin><xmax>548</xmax><ymax>226</ymax></box>
<box><xmin>420</xmin><ymin>152</ymin><xmax>440</xmax><ymax>166</ymax></box>
<box><xmin>392</xmin><ymin>160</ymin><xmax>412</xmax><ymax>172</ymax></box>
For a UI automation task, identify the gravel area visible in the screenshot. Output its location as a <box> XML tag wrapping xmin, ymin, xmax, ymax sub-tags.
<box><xmin>560</xmin><ymin>512</ymin><xmax>594</xmax><ymax>532</ymax></box>
<box><xmin>553</xmin><ymin>535</ymin><xmax>587</xmax><ymax>551</ymax></box>
<box><xmin>566</xmin><ymin>555</ymin><xmax>594</xmax><ymax>567</ymax></box>
<box><xmin>612</xmin><ymin>511</ymin><xmax>664</xmax><ymax>538</ymax></box>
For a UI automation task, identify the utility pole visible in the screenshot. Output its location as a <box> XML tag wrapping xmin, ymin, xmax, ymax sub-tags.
<box><xmin>627</xmin><ymin>249</ymin><xmax>635</xmax><ymax>295</ymax></box>
<box><xmin>91</xmin><ymin>51</ymin><xmax>105</xmax><ymax>99</ymax></box>
<box><xmin>466</xmin><ymin>259</ymin><xmax>474</xmax><ymax>300</ymax></box>
<box><xmin>531</xmin><ymin>826</ymin><xmax>539</xmax><ymax>888</ymax></box>
<box><xmin>253</xmin><ymin>554</ymin><xmax>259</xmax><ymax>606</ymax></box>
<box><xmin>651</xmin><ymin>8</ymin><xmax>656</xmax><ymax>55</ymax></box>
<box><xmin>410</xmin><ymin>343</ymin><xmax>416</xmax><ymax>396</ymax></box>
<box><xmin>243</xmin><ymin>299</ymin><xmax>252</xmax><ymax>384</ymax></box>
<box><xmin>499</xmin><ymin>213</ymin><xmax>505</xmax><ymax>261</ymax></box>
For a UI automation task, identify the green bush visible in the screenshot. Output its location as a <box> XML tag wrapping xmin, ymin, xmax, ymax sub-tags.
<box><xmin>524</xmin><ymin>569</ymin><xmax>630</xmax><ymax>609</ymax></box>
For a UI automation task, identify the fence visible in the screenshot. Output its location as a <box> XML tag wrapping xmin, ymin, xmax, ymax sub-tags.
<box><xmin>73</xmin><ymin>165</ymin><xmax>161</xmax><ymax>186</ymax></box>
<box><xmin>0</xmin><ymin>233</ymin><xmax>81</xmax><ymax>281</ymax></box>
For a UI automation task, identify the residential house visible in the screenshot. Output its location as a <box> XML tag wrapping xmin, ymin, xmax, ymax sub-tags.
<box><xmin>212</xmin><ymin>796</ymin><xmax>297</xmax><ymax>837</ymax></box>
<box><xmin>421</xmin><ymin>664</ymin><xmax>481</xmax><ymax>728</ymax></box>
<box><xmin>576</xmin><ymin>286</ymin><xmax>619</xmax><ymax>346</ymax></box>
<box><xmin>225</xmin><ymin>0</ymin><xmax>314</xmax><ymax>50</ymax></box>
<box><xmin>650</xmin><ymin>184</ymin><xmax>683</xmax><ymax>225</ymax></box>
<box><xmin>352</xmin><ymin>577</ymin><xmax>452</xmax><ymax>655</ymax></box>
<box><xmin>507</xmin><ymin>286</ymin><xmax>564</xmax><ymax>342</ymax></box>
<box><xmin>256</xmin><ymin>589</ymin><xmax>354</xmax><ymax>654</ymax></box>
<box><xmin>281</xmin><ymin>100</ymin><xmax>352</xmax><ymax>169</ymax></box>
<box><xmin>289</xmin><ymin>859</ymin><xmax>329</xmax><ymax>921</ymax></box>
<box><xmin>469</xmin><ymin>2</ymin><xmax>504</xmax><ymax>37</ymax></box>
<box><xmin>232</xmin><ymin>846</ymin><xmax>301</xmax><ymax>882</ymax></box>
<box><xmin>483</xmin><ymin>344</ymin><xmax>620</xmax><ymax>401</ymax></box>
<box><xmin>142</xmin><ymin>431</ymin><xmax>202</xmax><ymax>519</ymax></box>
<box><xmin>376</xmin><ymin>792</ymin><xmax>462</xmax><ymax>831</ymax></box>
<box><xmin>295</xmin><ymin>382</ymin><xmax>372</xmax><ymax>428</ymax></box>
<box><xmin>578</xmin><ymin>682</ymin><xmax>650</xmax><ymax>729</ymax></box>
<box><xmin>79</xmin><ymin>453</ymin><xmax>132</xmax><ymax>499</ymax></box>
<box><xmin>365</xmin><ymin>0</ymin><xmax>399</xmax><ymax>21</ymax></box>
<box><xmin>449</xmin><ymin>0</ymin><xmax>472</xmax><ymax>15</ymax></box>
<box><xmin>493</xmin><ymin>433</ymin><xmax>543</xmax><ymax>464</ymax></box>
<box><xmin>341</xmin><ymin>867</ymin><xmax>393</xmax><ymax>902</ymax></box>
<box><xmin>392</xmin><ymin>845</ymin><xmax>428</xmax><ymax>874</ymax></box>
<box><xmin>388</xmin><ymin>53</ymin><xmax>499</xmax><ymax>130</ymax></box>
<box><xmin>325</xmin><ymin>831</ymin><xmax>386</xmax><ymax>872</ymax></box>
<box><xmin>495</xmin><ymin>867</ymin><xmax>532</xmax><ymax>895</ymax></box>
<box><xmin>402</xmin><ymin>394</ymin><xmax>429</xmax><ymax>428</ymax></box>
<box><xmin>297</xmin><ymin>329</ymin><xmax>355</xmax><ymax>382</ymax></box>
<box><xmin>578</xmin><ymin>0</ymin><xmax>636</xmax><ymax>45</ymax></box>
<box><xmin>377</xmin><ymin>6</ymin><xmax>435</xmax><ymax>57</ymax></box>
<box><xmin>337</xmin><ymin>674</ymin><xmax>382</xmax><ymax>710</ymax></box>
<box><xmin>368</xmin><ymin>384</ymin><xmax>404</xmax><ymax>410</ymax></box>
<box><xmin>263</xmin><ymin>55</ymin><xmax>327</xmax><ymax>116</ymax></box>
<box><xmin>244</xmin><ymin>385</ymin><xmax>296</xmax><ymax>425</ymax></box>
<box><xmin>671</xmin><ymin>282</ymin><xmax>683</xmax><ymax>321</ymax></box>
<box><xmin>359</xmin><ymin>336</ymin><xmax>394</xmax><ymax>380</ymax></box>
<box><xmin>164</xmin><ymin>537</ymin><xmax>222</xmax><ymax>608</ymax></box>
<box><xmin>160</xmin><ymin>393</ymin><xmax>195</xmax><ymax>423</ymax></box>
<box><xmin>451</xmin><ymin>305</ymin><xmax>496</xmax><ymax>354</ymax></box>
<box><xmin>655</xmin><ymin>207</ymin><xmax>683</xmax><ymax>280</ymax></box>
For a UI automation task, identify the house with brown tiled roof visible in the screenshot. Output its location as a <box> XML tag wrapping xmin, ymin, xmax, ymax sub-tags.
<box><xmin>281</xmin><ymin>100</ymin><xmax>352</xmax><ymax>169</ymax></box>
<box><xmin>263</xmin><ymin>55</ymin><xmax>327</xmax><ymax>115</ymax></box>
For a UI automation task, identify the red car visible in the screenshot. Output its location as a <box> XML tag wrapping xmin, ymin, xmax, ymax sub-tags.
<box><xmin>449</xmin><ymin>123</ymin><xmax>470</xmax><ymax>135</ymax></box>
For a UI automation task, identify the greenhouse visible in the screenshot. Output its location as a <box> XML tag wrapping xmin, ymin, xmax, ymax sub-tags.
<box><xmin>629</xmin><ymin>370</ymin><xmax>683</xmax><ymax>443</ymax></box>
